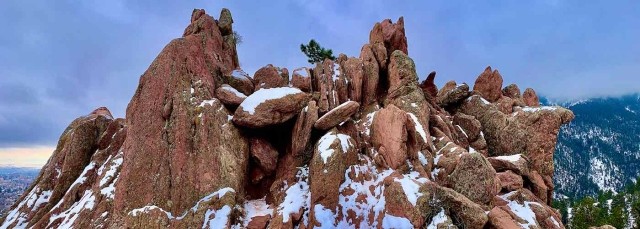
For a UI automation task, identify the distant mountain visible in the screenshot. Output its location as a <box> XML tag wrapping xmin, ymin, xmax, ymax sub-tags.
<box><xmin>545</xmin><ymin>94</ymin><xmax>640</xmax><ymax>199</ymax></box>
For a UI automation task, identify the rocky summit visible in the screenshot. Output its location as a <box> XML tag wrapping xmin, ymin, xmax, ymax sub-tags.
<box><xmin>0</xmin><ymin>8</ymin><xmax>574</xmax><ymax>229</ymax></box>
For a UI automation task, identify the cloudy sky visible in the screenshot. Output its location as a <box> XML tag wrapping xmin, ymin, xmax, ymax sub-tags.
<box><xmin>0</xmin><ymin>0</ymin><xmax>638</xmax><ymax>166</ymax></box>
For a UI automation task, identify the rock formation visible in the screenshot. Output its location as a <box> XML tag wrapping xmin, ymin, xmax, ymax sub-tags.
<box><xmin>1</xmin><ymin>8</ymin><xmax>574</xmax><ymax>229</ymax></box>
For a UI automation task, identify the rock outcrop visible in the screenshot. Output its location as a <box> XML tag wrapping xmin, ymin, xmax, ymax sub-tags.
<box><xmin>1</xmin><ymin>8</ymin><xmax>574</xmax><ymax>229</ymax></box>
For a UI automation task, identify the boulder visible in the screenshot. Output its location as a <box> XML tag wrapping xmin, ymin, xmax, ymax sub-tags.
<box><xmin>438</xmin><ymin>83</ymin><xmax>470</xmax><ymax>107</ymax></box>
<box><xmin>487</xmin><ymin>154</ymin><xmax>529</xmax><ymax>175</ymax></box>
<box><xmin>472</xmin><ymin>66</ymin><xmax>503</xmax><ymax>102</ymax></box>
<box><xmin>246</xmin><ymin>215</ymin><xmax>270</xmax><ymax>229</ymax></box>
<box><xmin>343</xmin><ymin>57</ymin><xmax>364</xmax><ymax>103</ymax></box>
<box><xmin>523</xmin><ymin>88</ymin><xmax>540</xmax><ymax>107</ymax></box>
<box><xmin>419</xmin><ymin>71</ymin><xmax>438</xmax><ymax>98</ymax></box>
<box><xmin>116</xmin><ymin>8</ymin><xmax>248</xmax><ymax>219</ymax></box>
<box><xmin>452</xmin><ymin>113</ymin><xmax>481</xmax><ymax>141</ymax></box>
<box><xmin>253</xmin><ymin>64</ymin><xmax>287</xmax><ymax>90</ymax></box>
<box><xmin>432</xmin><ymin>185</ymin><xmax>489</xmax><ymax>229</ymax></box>
<box><xmin>233</xmin><ymin>87</ymin><xmax>310</xmax><ymax>128</ymax></box>
<box><xmin>225</xmin><ymin>69</ymin><xmax>255</xmax><ymax>96</ymax></box>
<box><xmin>314</xmin><ymin>101</ymin><xmax>360</xmax><ymax>130</ymax></box>
<box><xmin>291</xmin><ymin>67</ymin><xmax>312</xmax><ymax>92</ymax></box>
<box><xmin>437</xmin><ymin>80</ymin><xmax>457</xmax><ymax>97</ymax></box>
<box><xmin>488</xmin><ymin>207</ymin><xmax>521</xmax><ymax>229</ymax></box>
<box><xmin>369</xmin><ymin>17</ymin><xmax>408</xmax><ymax>56</ymax></box>
<box><xmin>502</xmin><ymin>84</ymin><xmax>521</xmax><ymax>98</ymax></box>
<box><xmin>359</xmin><ymin>44</ymin><xmax>380</xmax><ymax>106</ymax></box>
<box><xmin>496</xmin><ymin>170</ymin><xmax>524</xmax><ymax>191</ymax></box>
<box><xmin>291</xmin><ymin>101</ymin><xmax>319</xmax><ymax>160</ymax></box>
<box><xmin>387</xmin><ymin>50</ymin><xmax>419</xmax><ymax>100</ymax></box>
<box><xmin>449</xmin><ymin>153</ymin><xmax>500</xmax><ymax>205</ymax></box>
<box><xmin>250</xmin><ymin>138</ymin><xmax>279</xmax><ymax>175</ymax></box>
<box><xmin>216</xmin><ymin>84</ymin><xmax>247</xmax><ymax>106</ymax></box>
<box><xmin>309</xmin><ymin>129</ymin><xmax>358</xmax><ymax>227</ymax></box>
<box><xmin>218</xmin><ymin>8</ymin><xmax>233</xmax><ymax>36</ymax></box>
<box><xmin>371</xmin><ymin>104</ymin><xmax>408</xmax><ymax>169</ymax></box>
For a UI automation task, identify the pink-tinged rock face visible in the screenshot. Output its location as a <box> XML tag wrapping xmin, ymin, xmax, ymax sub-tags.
<box><xmin>253</xmin><ymin>64</ymin><xmax>288</xmax><ymax>91</ymax></box>
<box><xmin>314</xmin><ymin>101</ymin><xmax>360</xmax><ymax>130</ymax></box>
<box><xmin>291</xmin><ymin>67</ymin><xmax>312</xmax><ymax>92</ymax></box>
<box><xmin>419</xmin><ymin>71</ymin><xmax>438</xmax><ymax>98</ymax></box>
<box><xmin>216</xmin><ymin>84</ymin><xmax>247</xmax><ymax>106</ymax></box>
<box><xmin>473</xmin><ymin>66</ymin><xmax>504</xmax><ymax>102</ymax></box>
<box><xmin>371</xmin><ymin>104</ymin><xmax>408</xmax><ymax>169</ymax></box>
<box><xmin>233</xmin><ymin>87</ymin><xmax>310</xmax><ymax>128</ymax></box>
<box><xmin>250</xmin><ymin>138</ymin><xmax>279</xmax><ymax>175</ymax></box>
<box><xmin>523</xmin><ymin>88</ymin><xmax>540</xmax><ymax>107</ymax></box>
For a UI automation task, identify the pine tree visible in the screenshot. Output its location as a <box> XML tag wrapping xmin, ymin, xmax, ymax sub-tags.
<box><xmin>300</xmin><ymin>39</ymin><xmax>336</xmax><ymax>64</ymax></box>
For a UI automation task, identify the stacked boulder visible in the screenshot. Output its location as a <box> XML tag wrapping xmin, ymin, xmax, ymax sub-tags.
<box><xmin>1</xmin><ymin>8</ymin><xmax>573</xmax><ymax>229</ymax></box>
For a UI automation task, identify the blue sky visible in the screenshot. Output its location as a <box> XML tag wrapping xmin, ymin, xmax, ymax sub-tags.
<box><xmin>0</xmin><ymin>0</ymin><xmax>639</xmax><ymax>165</ymax></box>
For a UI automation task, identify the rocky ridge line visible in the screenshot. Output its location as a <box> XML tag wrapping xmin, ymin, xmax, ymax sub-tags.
<box><xmin>1</xmin><ymin>8</ymin><xmax>574</xmax><ymax>229</ymax></box>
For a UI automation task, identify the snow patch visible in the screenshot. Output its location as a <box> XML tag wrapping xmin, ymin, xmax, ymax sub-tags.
<box><xmin>426</xmin><ymin>209</ymin><xmax>448</xmax><ymax>228</ymax></box>
<box><xmin>382</xmin><ymin>213</ymin><xmax>413</xmax><ymax>229</ymax></box>
<box><xmin>202</xmin><ymin>205</ymin><xmax>232</xmax><ymax>229</ymax></box>
<box><xmin>493</xmin><ymin>154</ymin><xmax>522</xmax><ymax>162</ymax></box>
<box><xmin>239</xmin><ymin>87</ymin><xmax>302</xmax><ymax>114</ymax></box>
<box><xmin>221</xmin><ymin>85</ymin><xmax>247</xmax><ymax>98</ymax></box>
<box><xmin>277</xmin><ymin>167</ymin><xmax>310</xmax><ymax>223</ymax></box>
<box><xmin>407</xmin><ymin>112</ymin><xmax>428</xmax><ymax>143</ymax></box>
<box><xmin>317</xmin><ymin>132</ymin><xmax>353</xmax><ymax>164</ymax></box>
<box><xmin>242</xmin><ymin>198</ymin><xmax>273</xmax><ymax>227</ymax></box>
<box><xmin>521</xmin><ymin>106</ymin><xmax>557</xmax><ymax>112</ymax></box>
<box><xmin>49</xmin><ymin>190</ymin><xmax>96</xmax><ymax>228</ymax></box>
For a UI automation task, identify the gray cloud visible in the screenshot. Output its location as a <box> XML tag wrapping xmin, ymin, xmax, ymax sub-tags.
<box><xmin>0</xmin><ymin>0</ymin><xmax>639</xmax><ymax>147</ymax></box>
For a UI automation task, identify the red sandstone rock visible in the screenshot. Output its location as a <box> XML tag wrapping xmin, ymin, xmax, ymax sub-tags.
<box><xmin>523</xmin><ymin>88</ymin><xmax>540</xmax><ymax>107</ymax></box>
<box><xmin>216</xmin><ymin>84</ymin><xmax>247</xmax><ymax>106</ymax></box>
<box><xmin>291</xmin><ymin>67</ymin><xmax>312</xmax><ymax>92</ymax></box>
<box><xmin>473</xmin><ymin>66</ymin><xmax>504</xmax><ymax>102</ymax></box>
<box><xmin>253</xmin><ymin>64</ymin><xmax>288</xmax><ymax>90</ymax></box>
<box><xmin>250</xmin><ymin>138</ymin><xmax>279</xmax><ymax>175</ymax></box>
<box><xmin>419</xmin><ymin>71</ymin><xmax>438</xmax><ymax>98</ymax></box>
<box><xmin>371</xmin><ymin>104</ymin><xmax>408</xmax><ymax>169</ymax></box>
<box><xmin>233</xmin><ymin>87</ymin><xmax>310</xmax><ymax>128</ymax></box>
<box><xmin>496</xmin><ymin>170</ymin><xmax>524</xmax><ymax>191</ymax></box>
<box><xmin>314</xmin><ymin>101</ymin><xmax>359</xmax><ymax>130</ymax></box>
<box><xmin>488</xmin><ymin>207</ymin><xmax>521</xmax><ymax>229</ymax></box>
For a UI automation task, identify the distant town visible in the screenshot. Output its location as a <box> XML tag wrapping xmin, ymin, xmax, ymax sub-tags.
<box><xmin>0</xmin><ymin>167</ymin><xmax>39</xmax><ymax>218</ymax></box>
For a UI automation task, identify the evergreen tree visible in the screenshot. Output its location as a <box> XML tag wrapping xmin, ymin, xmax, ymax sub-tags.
<box><xmin>300</xmin><ymin>39</ymin><xmax>336</xmax><ymax>64</ymax></box>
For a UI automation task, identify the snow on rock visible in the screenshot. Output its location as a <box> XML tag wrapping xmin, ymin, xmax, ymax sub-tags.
<box><xmin>98</xmin><ymin>152</ymin><xmax>124</xmax><ymax>199</ymax></box>
<box><xmin>426</xmin><ymin>209</ymin><xmax>448</xmax><ymax>229</ymax></box>
<box><xmin>199</xmin><ymin>99</ymin><xmax>217</xmax><ymax>108</ymax></box>
<box><xmin>128</xmin><ymin>187</ymin><xmax>235</xmax><ymax>221</ymax></box>
<box><xmin>317</xmin><ymin>132</ymin><xmax>354</xmax><ymax>164</ymax></box>
<box><xmin>221</xmin><ymin>85</ymin><xmax>247</xmax><ymax>98</ymax></box>
<box><xmin>382</xmin><ymin>213</ymin><xmax>413</xmax><ymax>229</ymax></box>
<box><xmin>498</xmin><ymin>191</ymin><xmax>540</xmax><ymax>228</ymax></box>
<box><xmin>521</xmin><ymin>106</ymin><xmax>557</xmax><ymax>112</ymax></box>
<box><xmin>48</xmin><ymin>190</ymin><xmax>97</xmax><ymax>228</ymax></box>
<box><xmin>0</xmin><ymin>186</ymin><xmax>53</xmax><ymax>229</ymax></box>
<box><xmin>277</xmin><ymin>166</ymin><xmax>310</xmax><ymax>223</ymax></box>
<box><xmin>407</xmin><ymin>112</ymin><xmax>428</xmax><ymax>143</ymax></box>
<box><xmin>202</xmin><ymin>205</ymin><xmax>232</xmax><ymax>229</ymax></box>
<box><xmin>242</xmin><ymin>198</ymin><xmax>273</xmax><ymax>227</ymax></box>
<box><xmin>239</xmin><ymin>87</ymin><xmax>302</xmax><ymax>115</ymax></box>
<box><xmin>313</xmin><ymin>204</ymin><xmax>336</xmax><ymax>229</ymax></box>
<box><xmin>394</xmin><ymin>171</ymin><xmax>429</xmax><ymax>206</ymax></box>
<box><xmin>494</xmin><ymin>154</ymin><xmax>522</xmax><ymax>162</ymax></box>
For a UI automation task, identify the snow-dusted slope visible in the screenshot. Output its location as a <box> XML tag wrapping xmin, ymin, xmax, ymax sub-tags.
<box><xmin>549</xmin><ymin>94</ymin><xmax>640</xmax><ymax>199</ymax></box>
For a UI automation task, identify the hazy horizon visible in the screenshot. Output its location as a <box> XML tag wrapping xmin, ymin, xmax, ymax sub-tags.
<box><xmin>1</xmin><ymin>0</ymin><xmax>639</xmax><ymax>165</ymax></box>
